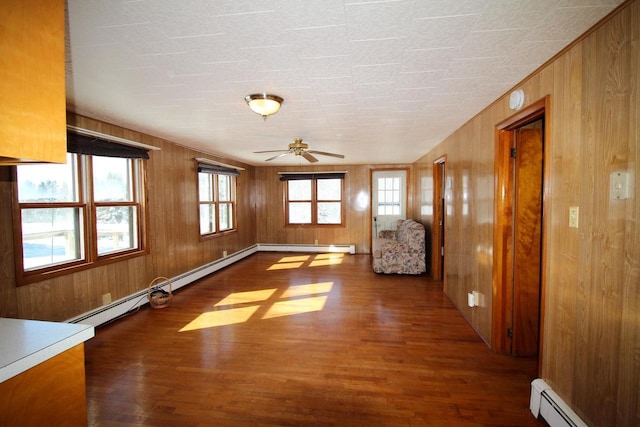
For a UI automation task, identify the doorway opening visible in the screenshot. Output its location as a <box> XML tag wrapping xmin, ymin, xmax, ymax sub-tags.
<box><xmin>432</xmin><ymin>157</ymin><xmax>446</xmax><ymax>281</ymax></box>
<box><xmin>492</xmin><ymin>96</ymin><xmax>550</xmax><ymax>375</ymax></box>
<box><xmin>371</xmin><ymin>169</ymin><xmax>408</xmax><ymax>243</ymax></box>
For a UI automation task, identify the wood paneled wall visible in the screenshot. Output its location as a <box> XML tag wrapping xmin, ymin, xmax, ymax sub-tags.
<box><xmin>254</xmin><ymin>164</ymin><xmax>413</xmax><ymax>254</ymax></box>
<box><xmin>413</xmin><ymin>2</ymin><xmax>639</xmax><ymax>426</ymax></box>
<box><xmin>0</xmin><ymin>113</ymin><xmax>413</xmax><ymax>321</ymax></box>
<box><xmin>0</xmin><ymin>114</ymin><xmax>257</xmax><ymax>321</ymax></box>
<box><xmin>0</xmin><ymin>2</ymin><xmax>637</xmax><ymax>425</ymax></box>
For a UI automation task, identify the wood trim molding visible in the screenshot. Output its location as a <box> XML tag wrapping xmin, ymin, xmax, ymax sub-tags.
<box><xmin>432</xmin><ymin>156</ymin><xmax>446</xmax><ymax>281</ymax></box>
<box><xmin>492</xmin><ymin>95</ymin><xmax>551</xmax><ymax>359</ymax></box>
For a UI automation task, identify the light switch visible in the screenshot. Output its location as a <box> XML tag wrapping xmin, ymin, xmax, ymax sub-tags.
<box><xmin>569</xmin><ymin>206</ymin><xmax>579</xmax><ymax>228</ymax></box>
<box><xmin>611</xmin><ymin>171</ymin><xmax>629</xmax><ymax>200</ymax></box>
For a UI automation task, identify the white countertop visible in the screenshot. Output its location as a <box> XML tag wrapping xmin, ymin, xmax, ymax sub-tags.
<box><xmin>0</xmin><ymin>318</ymin><xmax>95</xmax><ymax>383</ymax></box>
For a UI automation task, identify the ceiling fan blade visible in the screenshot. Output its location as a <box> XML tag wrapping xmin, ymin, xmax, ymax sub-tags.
<box><xmin>302</xmin><ymin>152</ymin><xmax>319</xmax><ymax>163</ymax></box>
<box><xmin>254</xmin><ymin>149</ymin><xmax>290</xmax><ymax>154</ymax></box>
<box><xmin>307</xmin><ymin>150</ymin><xmax>344</xmax><ymax>159</ymax></box>
<box><xmin>265</xmin><ymin>152</ymin><xmax>292</xmax><ymax>161</ymax></box>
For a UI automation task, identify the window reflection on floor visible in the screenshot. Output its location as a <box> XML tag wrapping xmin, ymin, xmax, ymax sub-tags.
<box><xmin>180</xmin><ymin>254</ymin><xmax>339</xmax><ymax>332</ymax></box>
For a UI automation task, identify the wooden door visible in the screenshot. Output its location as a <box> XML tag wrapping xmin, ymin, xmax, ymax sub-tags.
<box><xmin>372</xmin><ymin>170</ymin><xmax>407</xmax><ymax>238</ymax></box>
<box><xmin>512</xmin><ymin>127</ymin><xmax>544</xmax><ymax>356</ymax></box>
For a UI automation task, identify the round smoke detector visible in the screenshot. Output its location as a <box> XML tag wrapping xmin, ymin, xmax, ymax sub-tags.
<box><xmin>509</xmin><ymin>89</ymin><xmax>525</xmax><ymax>110</ymax></box>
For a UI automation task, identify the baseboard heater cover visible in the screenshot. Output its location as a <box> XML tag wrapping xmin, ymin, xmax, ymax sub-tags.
<box><xmin>257</xmin><ymin>243</ymin><xmax>356</xmax><ymax>254</ymax></box>
<box><xmin>66</xmin><ymin>245</ymin><xmax>258</xmax><ymax>327</ymax></box>
<box><xmin>530</xmin><ymin>379</ymin><xmax>588</xmax><ymax>427</ymax></box>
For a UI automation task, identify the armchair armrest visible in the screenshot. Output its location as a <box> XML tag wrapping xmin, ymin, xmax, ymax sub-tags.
<box><xmin>372</xmin><ymin>237</ymin><xmax>397</xmax><ymax>258</ymax></box>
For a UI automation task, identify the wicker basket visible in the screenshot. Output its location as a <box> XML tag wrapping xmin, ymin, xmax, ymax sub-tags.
<box><xmin>147</xmin><ymin>276</ymin><xmax>173</xmax><ymax>309</ymax></box>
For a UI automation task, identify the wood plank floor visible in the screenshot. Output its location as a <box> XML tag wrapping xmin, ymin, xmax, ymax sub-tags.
<box><xmin>85</xmin><ymin>252</ymin><xmax>546</xmax><ymax>426</ymax></box>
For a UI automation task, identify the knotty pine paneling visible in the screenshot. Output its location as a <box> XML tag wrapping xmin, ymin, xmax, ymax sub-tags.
<box><xmin>413</xmin><ymin>2</ymin><xmax>639</xmax><ymax>426</ymax></box>
<box><xmin>0</xmin><ymin>114</ymin><xmax>256</xmax><ymax>321</ymax></box>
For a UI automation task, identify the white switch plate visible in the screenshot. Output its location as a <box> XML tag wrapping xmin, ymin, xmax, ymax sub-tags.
<box><xmin>569</xmin><ymin>206</ymin><xmax>579</xmax><ymax>228</ymax></box>
<box><xmin>610</xmin><ymin>171</ymin><xmax>629</xmax><ymax>199</ymax></box>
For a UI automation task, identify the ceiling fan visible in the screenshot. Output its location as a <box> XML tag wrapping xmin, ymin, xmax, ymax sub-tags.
<box><xmin>254</xmin><ymin>138</ymin><xmax>344</xmax><ymax>163</ymax></box>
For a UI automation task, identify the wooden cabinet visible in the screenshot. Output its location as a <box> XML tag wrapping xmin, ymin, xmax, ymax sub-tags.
<box><xmin>0</xmin><ymin>0</ymin><xmax>66</xmax><ymax>165</ymax></box>
<box><xmin>0</xmin><ymin>344</ymin><xmax>89</xmax><ymax>427</ymax></box>
<box><xmin>0</xmin><ymin>318</ymin><xmax>94</xmax><ymax>426</ymax></box>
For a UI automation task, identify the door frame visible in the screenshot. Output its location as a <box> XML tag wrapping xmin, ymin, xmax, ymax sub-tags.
<box><xmin>370</xmin><ymin>167</ymin><xmax>410</xmax><ymax>249</ymax></box>
<box><xmin>492</xmin><ymin>96</ymin><xmax>550</xmax><ymax>369</ymax></box>
<box><xmin>432</xmin><ymin>156</ymin><xmax>446</xmax><ymax>281</ymax></box>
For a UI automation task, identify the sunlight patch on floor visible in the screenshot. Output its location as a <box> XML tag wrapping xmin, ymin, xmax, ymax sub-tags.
<box><xmin>281</xmin><ymin>282</ymin><xmax>333</xmax><ymax>298</ymax></box>
<box><xmin>179</xmin><ymin>305</ymin><xmax>260</xmax><ymax>331</ymax></box>
<box><xmin>310</xmin><ymin>253</ymin><xmax>344</xmax><ymax>267</ymax></box>
<box><xmin>263</xmin><ymin>296</ymin><xmax>328</xmax><ymax>319</ymax></box>
<box><xmin>267</xmin><ymin>262</ymin><xmax>305</xmax><ymax>270</ymax></box>
<box><xmin>215</xmin><ymin>289</ymin><xmax>277</xmax><ymax>306</ymax></box>
<box><xmin>279</xmin><ymin>255</ymin><xmax>311</xmax><ymax>262</ymax></box>
<box><xmin>314</xmin><ymin>253</ymin><xmax>344</xmax><ymax>260</ymax></box>
<box><xmin>180</xmin><ymin>255</ymin><xmax>342</xmax><ymax>332</ymax></box>
<box><xmin>267</xmin><ymin>253</ymin><xmax>344</xmax><ymax>270</ymax></box>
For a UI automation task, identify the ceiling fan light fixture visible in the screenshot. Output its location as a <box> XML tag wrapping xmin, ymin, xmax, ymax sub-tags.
<box><xmin>244</xmin><ymin>93</ymin><xmax>283</xmax><ymax>119</ymax></box>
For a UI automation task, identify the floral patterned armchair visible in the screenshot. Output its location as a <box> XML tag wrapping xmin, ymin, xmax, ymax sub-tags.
<box><xmin>372</xmin><ymin>219</ymin><xmax>426</xmax><ymax>274</ymax></box>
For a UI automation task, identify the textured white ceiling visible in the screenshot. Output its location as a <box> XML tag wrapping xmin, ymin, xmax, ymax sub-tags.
<box><xmin>65</xmin><ymin>0</ymin><xmax>623</xmax><ymax>166</ymax></box>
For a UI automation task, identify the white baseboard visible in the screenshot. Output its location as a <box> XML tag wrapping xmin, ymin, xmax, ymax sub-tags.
<box><xmin>257</xmin><ymin>243</ymin><xmax>356</xmax><ymax>254</ymax></box>
<box><xmin>66</xmin><ymin>243</ymin><xmax>355</xmax><ymax>327</ymax></box>
<box><xmin>530</xmin><ymin>379</ymin><xmax>587</xmax><ymax>427</ymax></box>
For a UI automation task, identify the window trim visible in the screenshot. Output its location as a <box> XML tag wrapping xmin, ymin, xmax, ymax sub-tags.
<box><xmin>12</xmin><ymin>153</ymin><xmax>150</xmax><ymax>286</ymax></box>
<box><xmin>197</xmin><ymin>168</ymin><xmax>238</xmax><ymax>239</ymax></box>
<box><xmin>283</xmin><ymin>174</ymin><xmax>345</xmax><ymax>227</ymax></box>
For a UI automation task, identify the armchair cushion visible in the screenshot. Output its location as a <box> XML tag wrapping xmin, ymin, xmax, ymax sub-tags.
<box><xmin>377</xmin><ymin>229</ymin><xmax>397</xmax><ymax>239</ymax></box>
<box><xmin>373</xmin><ymin>219</ymin><xmax>426</xmax><ymax>275</ymax></box>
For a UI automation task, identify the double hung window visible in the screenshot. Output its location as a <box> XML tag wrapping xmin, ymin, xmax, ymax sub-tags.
<box><xmin>282</xmin><ymin>173</ymin><xmax>345</xmax><ymax>226</ymax></box>
<box><xmin>197</xmin><ymin>162</ymin><xmax>238</xmax><ymax>236</ymax></box>
<box><xmin>14</xmin><ymin>134</ymin><xmax>149</xmax><ymax>285</ymax></box>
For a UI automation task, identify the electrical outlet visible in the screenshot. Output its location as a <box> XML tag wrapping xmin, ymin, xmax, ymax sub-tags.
<box><xmin>314</xmin><ymin>239</ymin><xmax>318</xmax><ymax>245</ymax></box>
<box><xmin>102</xmin><ymin>293</ymin><xmax>112</xmax><ymax>305</ymax></box>
<box><xmin>223</xmin><ymin>250</ymin><xmax>228</xmax><ymax>257</ymax></box>
<box><xmin>569</xmin><ymin>206</ymin><xmax>579</xmax><ymax>228</ymax></box>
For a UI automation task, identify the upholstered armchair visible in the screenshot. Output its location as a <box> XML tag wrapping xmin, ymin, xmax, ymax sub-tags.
<box><xmin>372</xmin><ymin>219</ymin><xmax>426</xmax><ymax>274</ymax></box>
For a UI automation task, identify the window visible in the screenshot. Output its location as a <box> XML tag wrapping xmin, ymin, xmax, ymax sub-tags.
<box><xmin>14</xmin><ymin>147</ymin><xmax>148</xmax><ymax>285</ymax></box>
<box><xmin>282</xmin><ymin>173</ymin><xmax>345</xmax><ymax>226</ymax></box>
<box><xmin>377</xmin><ymin>176</ymin><xmax>401</xmax><ymax>215</ymax></box>
<box><xmin>197</xmin><ymin>162</ymin><xmax>238</xmax><ymax>237</ymax></box>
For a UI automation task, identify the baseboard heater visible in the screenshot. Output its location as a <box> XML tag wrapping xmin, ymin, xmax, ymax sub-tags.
<box><xmin>66</xmin><ymin>245</ymin><xmax>259</xmax><ymax>327</ymax></box>
<box><xmin>530</xmin><ymin>379</ymin><xmax>588</xmax><ymax>427</ymax></box>
<box><xmin>257</xmin><ymin>243</ymin><xmax>356</xmax><ymax>254</ymax></box>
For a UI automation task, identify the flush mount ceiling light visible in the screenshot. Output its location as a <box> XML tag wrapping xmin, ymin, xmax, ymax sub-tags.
<box><xmin>244</xmin><ymin>93</ymin><xmax>283</xmax><ymax>120</ymax></box>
